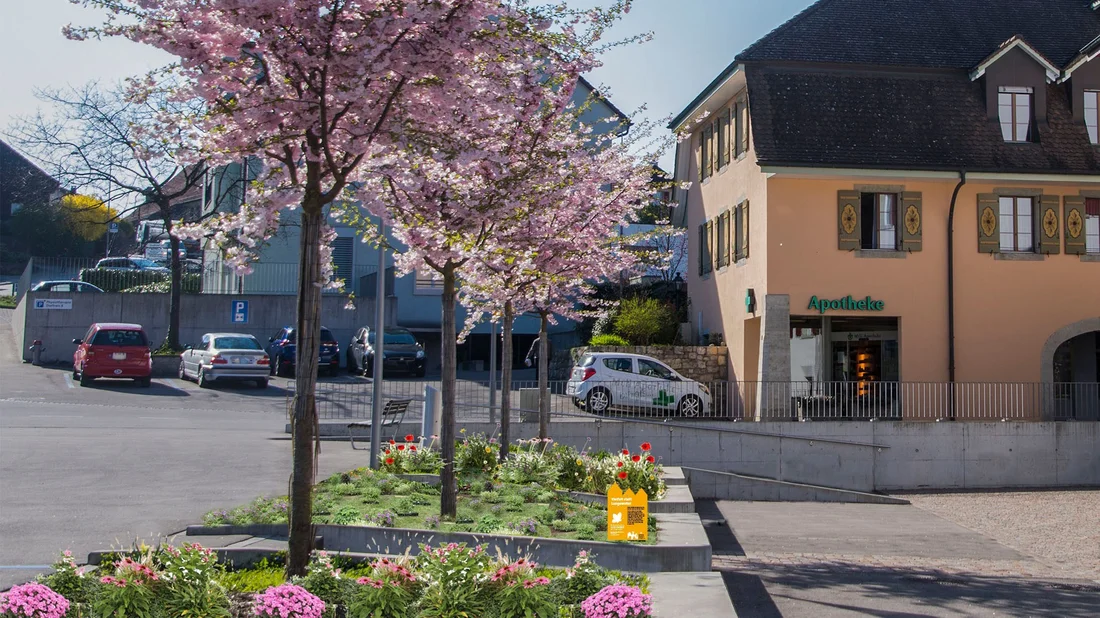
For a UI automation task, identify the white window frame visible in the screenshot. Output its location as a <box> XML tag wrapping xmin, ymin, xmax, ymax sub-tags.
<box><xmin>1085</xmin><ymin>198</ymin><xmax>1100</xmax><ymax>255</ymax></box>
<box><xmin>1085</xmin><ymin>90</ymin><xmax>1099</xmax><ymax>145</ymax></box>
<box><xmin>998</xmin><ymin>196</ymin><xmax>1034</xmax><ymax>252</ymax></box>
<box><xmin>998</xmin><ymin>86</ymin><xmax>1034</xmax><ymax>143</ymax></box>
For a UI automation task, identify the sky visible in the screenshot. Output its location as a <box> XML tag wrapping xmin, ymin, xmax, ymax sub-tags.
<box><xmin>0</xmin><ymin>0</ymin><xmax>814</xmax><ymax>170</ymax></box>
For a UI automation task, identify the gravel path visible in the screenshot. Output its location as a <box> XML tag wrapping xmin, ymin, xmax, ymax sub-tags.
<box><xmin>905</xmin><ymin>490</ymin><xmax>1100</xmax><ymax>581</ymax></box>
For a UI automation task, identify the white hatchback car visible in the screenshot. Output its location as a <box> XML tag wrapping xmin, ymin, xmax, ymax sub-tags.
<box><xmin>567</xmin><ymin>352</ymin><xmax>711</xmax><ymax>417</ymax></box>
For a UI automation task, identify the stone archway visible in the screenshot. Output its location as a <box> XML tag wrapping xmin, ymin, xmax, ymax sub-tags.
<box><xmin>1041</xmin><ymin>317</ymin><xmax>1100</xmax><ymax>385</ymax></box>
<box><xmin>1041</xmin><ymin>317</ymin><xmax>1100</xmax><ymax>420</ymax></box>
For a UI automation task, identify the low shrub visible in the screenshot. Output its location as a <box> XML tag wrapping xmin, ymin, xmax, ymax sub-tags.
<box><xmin>580</xmin><ymin>584</ymin><xmax>652</xmax><ymax>618</ymax></box>
<box><xmin>0</xmin><ymin>582</ymin><xmax>70</xmax><ymax>618</ymax></box>
<box><xmin>35</xmin><ymin>551</ymin><xmax>97</xmax><ymax>606</ymax></box>
<box><xmin>0</xmin><ymin>296</ymin><xmax>17</xmax><ymax>309</ymax></box>
<box><xmin>455</xmin><ymin>432</ymin><xmax>499</xmax><ymax>475</ymax></box>
<box><xmin>612</xmin><ymin>297</ymin><xmax>679</xmax><ymax>345</ymax></box>
<box><xmin>330</xmin><ymin>505</ymin><xmax>363</xmax><ymax>525</ymax></box>
<box><xmin>253</xmin><ymin>584</ymin><xmax>325</xmax><ymax>618</ymax></box>
<box><xmin>349</xmin><ymin>557</ymin><xmax>419</xmax><ymax>618</ymax></box>
<box><xmin>217</xmin><ymin>566</ymin><xmax>285</xmax><ymax>593</ymax></box>
<box><xmin>295</xmin><ymin>552</ymin><xmax>351</xmax><ymax>617</ymax></box>
<box><xmin>587</xmin><ymin>333</ymin><xmax>629</xmax><ymax>347</ymax></box>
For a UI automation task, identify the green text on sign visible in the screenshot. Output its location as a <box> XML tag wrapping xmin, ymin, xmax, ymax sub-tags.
<box><xmin>808</xmin><ymin>295</ymin><xmax>885</xmax><ymax>314</ymax></box>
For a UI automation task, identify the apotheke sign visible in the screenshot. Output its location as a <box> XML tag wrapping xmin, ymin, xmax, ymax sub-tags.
<box><xmin>808</xmin><ymin>295</ymin><xmax>885</xmax><ymax>314</ymax></box>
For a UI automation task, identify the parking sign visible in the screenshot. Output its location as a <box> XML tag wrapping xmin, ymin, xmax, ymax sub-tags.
<box><xmin>232</xmin><ymin>300</ymin><xmax>249</xmax><ymax>324</ymax></box>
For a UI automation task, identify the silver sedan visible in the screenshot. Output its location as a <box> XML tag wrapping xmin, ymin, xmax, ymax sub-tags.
<box><xmin>178</xmin><ymin>333</ymin><xmax>270</xmax><ymax>388</ymax></box>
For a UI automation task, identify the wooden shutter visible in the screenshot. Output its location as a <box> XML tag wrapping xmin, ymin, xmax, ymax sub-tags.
<box><xmin>716</xmin><ymin>212</ymin><xmax>727</xmax><ymax>268</ymax></box>
<box><xmin>1037</xmin><ymin>195</ymin><xmax>1061</xmax><ymax>254</ymax></box>
<box><xmin>733</xmin><ymin>101</ymin><xmax>744</xmax><ymax>158</ymax></box>
<box><xmin>838</xmin><ymin>190</ymin><xmax>861</xmax><ymax>250</ymax></box>
<box><xmin>706</xmin><ymin>219</ymin><xmax>715</xmax><ymax>271</ymax></box>
<box><xmin>697</xmin><ymin>223</ymin><xmax>706</xmax><ymax>275</ymax></box>
<box><xmin>740</xmin><ymin>99</ymin><xmax>750</xmax><ymax>154</ymax></box>
<box><xmin>695</xmin><ymin>133</ymin><xmax>703</xmax><ymax>182</ymax></box>
<box><xmin>743</xmin><ymin>200</ymin><xmax>750</xmax><ymax>259</ymax></box>
<box><xmin>733</xmin><ymin>204</ymin><xmax>744</xmax><ymax>261</ymax></box>
<box><xmin>720</xmin><ymin>110</ymin><xmax>731</xmax><ymax>167</ymax></box>
<box><xmin>702</xmin><ymin>127</ymin><xmax>713</xmax><ymax>179</ymax></box>
<box><xmin>900</xmin><ymin>191</ymin><xmax>923</xmax><ymax>252</ymax></box>
<box><xmin>1064</xmin><ymin>195</ymin><xmax>1087</xmax><ymax>255</ymax></box>
<box><xmin>977</xmin><ymin>193</ymin><xmax>1000</xmax><ymax>253</ymax></box>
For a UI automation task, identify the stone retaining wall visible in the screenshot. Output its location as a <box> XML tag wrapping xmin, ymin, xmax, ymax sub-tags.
<box><xmin>571</xmin><ymin>345</ymin><xmax>728</xmax><ymax>384</ymax></box>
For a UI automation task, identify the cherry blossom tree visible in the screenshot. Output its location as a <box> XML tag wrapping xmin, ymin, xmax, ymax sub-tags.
<box><xmin>67</xmin><ymin>0</ymin><xmax>611</xmax><ymax>575</ymax></box>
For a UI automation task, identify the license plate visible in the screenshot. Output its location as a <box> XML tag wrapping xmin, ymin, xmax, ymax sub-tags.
<box><xmin>231</xmin><ymin>356</ymin><xmax>246</xmax><ymax>364</ymax></box>
<box><xmin>566</xmin><ymin>383</ymin><xmax>577</xmax><ymax>395</ymax></box>
<box><xmin>112</xmin><ymin>353</ymin><xmax>127</xmax><ymax>360</ymax></box>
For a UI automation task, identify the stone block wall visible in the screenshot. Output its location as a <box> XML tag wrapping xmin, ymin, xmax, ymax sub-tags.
<box><xmin>571</xmin><ymin>345</ymin><xmax>729</xmax><ymax>384</ymax></box>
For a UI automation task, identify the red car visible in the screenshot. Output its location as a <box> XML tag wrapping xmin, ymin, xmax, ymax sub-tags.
<box><xmin>72</xmin><ymin>323</ymin><xmax>152</xmax><ymax>387</ymax></box>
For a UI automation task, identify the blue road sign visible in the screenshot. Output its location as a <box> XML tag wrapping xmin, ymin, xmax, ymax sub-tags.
<box><xmin>232</xmin><ymin>300</ymin><xmax>249</xmax><ymax>324</ymax></box>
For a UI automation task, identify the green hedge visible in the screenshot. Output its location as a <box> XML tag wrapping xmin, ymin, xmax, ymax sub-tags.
<box><xmin>80</xmin><ymin>268</ymin><xmax>200</xmax><ymax>293</ymax></box>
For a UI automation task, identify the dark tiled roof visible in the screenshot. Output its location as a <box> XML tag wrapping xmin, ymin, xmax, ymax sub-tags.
<box><xmin>748</xmin><ymin>69</ymin><xmax>1100</xmax><ymax>173</ymax></box>
<box><xmin>738</xmin><ymin>0</ymin><xmax>1100</xmax><ymax>69</ymax></box>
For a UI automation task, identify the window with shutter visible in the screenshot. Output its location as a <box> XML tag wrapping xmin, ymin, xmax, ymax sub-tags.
<box><xmin>698</xmin><ymin>223</ymin><xmax>709</xmax><ymax>275</ymax></box>
<box><xmin>716</xmin><ymin>211</ymin><xmax>728</xmax><ymax>268</ymax></box>
<box><xmin>1065</xmin><ymin>196</ymin><xmax>1097</xmax><ymax>255</ymax></box>
<box><xmin>706</xmin><ymin>220</ymin><xmax>715</xmax><ymax>271</ymax></box>
<box><xmin>733</xmin><ymin>100</ymin><xmax>745</xmax><ymax>158</ymax></box>
<box><xmin>1086</xmin><ymin>198</ymin><xmax>1100</xmax><ymax>254</ymax></box>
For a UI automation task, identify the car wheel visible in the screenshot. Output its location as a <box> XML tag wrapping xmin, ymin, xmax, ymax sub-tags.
<box><xmin>585</xmin><ymin>388</ymin><xmax>611</xmax><ymax>414</ymax></box>
<box><xmin>72</xmin><ymin>367</ymin><xmax>80</xmax><ymax>381</ymax></box>
<box><xmin>178</xmin><ymin>361</ymin><xmax>188</xmax><ymax>381</ymax></box>
<box><xmin>678</xmin><ymin>394</ymin><xmax>703</xmax><ymax>418</ymax></box>
<box><xmin>347</xmin><ymin>350</ymin><xmax>357</xmax><ymax>374</ymax></box>
<box><xmin>256</xmin><ymin>379</ymin><xmax>268</xmax><ymax>389</ymax></box>
<box><xmin>197</xmin><ymin>367</ymin><xmax>211</xmax><ymax>389</ymax></box>
<box><xmin>78</xmin><ymin>371</ymin><xmax>93</xmax><ymax>387</ymax></box>
<box><xmin>138</xmin><ymin>377</ymin><xmax>152</xmax><ymax>388</ymax></box>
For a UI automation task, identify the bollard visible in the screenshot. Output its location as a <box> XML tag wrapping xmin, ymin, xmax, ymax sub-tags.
<box><xmin>29</xmin><ymin>339</ymin><xmax>45</xmax><ymax>366</ymax></box>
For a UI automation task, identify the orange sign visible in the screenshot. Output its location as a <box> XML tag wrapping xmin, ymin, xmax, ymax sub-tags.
<box><xmin>606</xmin><ymin>484</ymin><xmax>648</xmax><ymax>542</ymax></box>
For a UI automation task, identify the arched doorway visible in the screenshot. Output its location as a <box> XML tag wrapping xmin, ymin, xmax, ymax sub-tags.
<box><xmin>1043</xmin><ymin>319</ymin><xmax>1100</xmax><ymax>420</ymax></box>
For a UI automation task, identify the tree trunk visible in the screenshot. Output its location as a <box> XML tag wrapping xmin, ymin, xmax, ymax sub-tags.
<box><xmin>498</xmin><ymin>301</ymin><xmax>514</xmax><ymax>461</ymax></box>
<box><xmin>538</xmin><ymin>311</ymin><xmax>550</xmax><ymax>440</ymax></box>
<box><xmin>165</xmin><ymin>216</ymin><xmax>182</xmax><ymax>350</ymax></box>
<box><xmin>287</xmin><ymin>197</ymin><xmax>324</xmax><ymax>578</ymax></box>
<box><xmin>439</xmin><ymin>265</ymin><xmax>458</xmax><ymax>518</ymax></box>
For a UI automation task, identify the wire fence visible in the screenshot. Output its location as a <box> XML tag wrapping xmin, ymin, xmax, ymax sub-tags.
<box><xmin>288</xmin><ymin>378</ymin><xmax>1100</xmax><ymax>423</ymax></box>
<box><xmin>15</xmin><ymin>257</ymin><xmax>376</xmax><ymax>298</ymax></box>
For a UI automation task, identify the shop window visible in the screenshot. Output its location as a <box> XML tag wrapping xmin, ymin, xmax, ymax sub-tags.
<box><xmin>999</xmin><ymin>196</ymin><xmax>1034</xmax><ymax>252</ymax></box>
<box><xmin>860</xmin><ymin>193</ymin><xmax>898</xmax><ymax>250</ymax></box>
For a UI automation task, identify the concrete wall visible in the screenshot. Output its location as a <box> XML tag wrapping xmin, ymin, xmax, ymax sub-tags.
<box><xmin>16</xmin><ymin>292</ymin><xmax>397</xmax><ymax>365</ymax></box>
<box><xmin>319</xmin><ymin>418</ymin><xmax>1100</xmax><ymax>492</ymax></box>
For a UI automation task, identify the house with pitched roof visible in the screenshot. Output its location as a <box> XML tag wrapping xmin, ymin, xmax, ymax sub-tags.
<box><xmin>670</xmin><ymin>0</ymin><xmax>1100</xmax><ymax>420</ymax></box>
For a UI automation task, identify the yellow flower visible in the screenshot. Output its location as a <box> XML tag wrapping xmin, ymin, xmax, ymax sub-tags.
<box><xmin>460</xmin><ymin>428</ymin><xmax>467</xmax><ymax>434</ymax></box>
<box><xmin>485</xmin><ymin>446</ymin><xmax>492</xmax><ymax>453</ymax></box>
<box><xmin>575</xmin><ymin>459</ymin><xmax>584</xmax><ymax>466</ymax></box>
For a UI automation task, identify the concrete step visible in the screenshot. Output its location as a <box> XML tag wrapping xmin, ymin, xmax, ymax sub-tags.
<box><xmin>662</xmin><ymin>466</ymin><xmax>688</xmax><ymax>485</ymax></box>
<box><xmin>650</xmin><ymin>572</ymin><xmax>737</xmax><ymax>617</ymax></box>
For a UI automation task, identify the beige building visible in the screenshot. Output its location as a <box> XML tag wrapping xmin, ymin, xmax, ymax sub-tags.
<box><xmin>670</xmin><ymin>0</ymin><xmax>1100</xmax><ymax>420</ymax></box>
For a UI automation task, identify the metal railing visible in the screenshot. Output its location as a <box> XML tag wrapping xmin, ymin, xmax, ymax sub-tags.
<box><xmin>288</xmin><ymin>378</ymin><xmax>1100</xmax><ymax>423</ymax></box>
<box><xmin>16</xmin><ymin>257</ymin><xmax>376</xmax><ymax>296</ymax></box>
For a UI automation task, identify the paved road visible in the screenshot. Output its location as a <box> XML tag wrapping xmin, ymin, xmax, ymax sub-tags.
<box><xmin>0</xmin><ymin>317</ymin><xmax>367</xmax><ymax>590</ymax></box>
<box><xmin>703</xmin><ymin>501</ymin><xmax>1100</xmax><ymax>617</ymax></box>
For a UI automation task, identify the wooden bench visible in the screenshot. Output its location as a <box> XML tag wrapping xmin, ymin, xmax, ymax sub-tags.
<box><xmin>348</xmin><ymin>399</ymin><xmax>411</xmax><ymax>450</ymax></box>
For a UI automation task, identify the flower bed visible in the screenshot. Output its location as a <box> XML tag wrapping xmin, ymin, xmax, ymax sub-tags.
<box><xmin>202</xmin><ymin>438</ymin><xmax>666</xmax><ymax>541</ymax></box>
<box><xmin>203</xmin><ymin>467</ymin><xmax>657</xmax><ymax>542</ymax></box>
<box><xmin>7</xmin><ymin>545</ymin><xmax>652</xmax><ymax>618</ymax></box>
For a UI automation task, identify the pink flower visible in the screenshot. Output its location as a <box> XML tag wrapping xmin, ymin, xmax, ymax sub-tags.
<box><xmin>0</xmin><ymin>583</ymin><xmax>70</xmax><ymax>618</ymax></box>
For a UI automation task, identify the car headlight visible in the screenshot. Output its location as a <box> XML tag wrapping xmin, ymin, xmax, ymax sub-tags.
<box><xmin>416</xmin><ymin>349</ymin><xmax>425</xmax><ymax>359</ymax></box>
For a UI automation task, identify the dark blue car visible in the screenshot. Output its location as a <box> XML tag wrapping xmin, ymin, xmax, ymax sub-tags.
<box><xmin>266</xmin><ymin>326</ymin><xmax>340</xmax><ymax>377</ymax></box>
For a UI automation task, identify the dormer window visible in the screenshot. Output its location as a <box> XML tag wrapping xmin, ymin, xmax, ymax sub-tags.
<box><xmin>1085</xmin><ymin>90</ymin><xmax>1099</xmax><ymax>145</ymax></box>
<box><xmin>999</xmin><ymin>86</ymin><xmax>1034</xmax><ymax>142</ymax></box>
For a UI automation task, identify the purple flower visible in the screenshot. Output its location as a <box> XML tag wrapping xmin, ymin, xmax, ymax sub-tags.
<box><xmin>580</xmin><ymin>584</ymin><xmax>652</xmax><ymax>618</ymax></box>
<box><xmin>0</xmin><ymin>583</ymin><xmax>70</xmax><ymax>618</ymax></box>
<box><xmin>253</xmin><ymin>584</ymin><xmax>325</xmax><ymax>618</ymax></box>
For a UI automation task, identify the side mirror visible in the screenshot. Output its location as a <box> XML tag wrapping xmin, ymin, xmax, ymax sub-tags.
<box><xmin>185</xmin><ymin>345</ymin><xmax>193</xmax><ymax>351</ymax></box>
<box><xmin>72</xmin><ymin>339</ymin><xmax>82</xmax><ymax>345</ymax></box>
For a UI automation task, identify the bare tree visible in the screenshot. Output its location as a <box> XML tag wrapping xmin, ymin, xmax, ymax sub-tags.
<box><xmin>9</xmin><ymin>79</ymin><xmax>207</xmax><ymax>349</ymax></box>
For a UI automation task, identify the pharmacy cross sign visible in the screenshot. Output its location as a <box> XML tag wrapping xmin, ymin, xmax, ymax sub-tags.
<box><xmin>653</xmin><ymin>390</ymin><xmax>675</xmax><ymax>406</ymax></box>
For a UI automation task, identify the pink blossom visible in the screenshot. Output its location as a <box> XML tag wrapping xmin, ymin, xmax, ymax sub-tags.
<box><xmin>0</xmin><ymin>583</ymin><xmax>70</xmax><ymax>618</ymax></box>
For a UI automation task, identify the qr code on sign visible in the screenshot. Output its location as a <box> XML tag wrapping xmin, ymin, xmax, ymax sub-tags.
<box><xmin>627</xmin><ymin>507</ymin><xmax>645</xmax><ymax>525</ymax></box>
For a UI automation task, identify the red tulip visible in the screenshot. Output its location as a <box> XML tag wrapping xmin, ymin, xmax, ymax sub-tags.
<box><xmin>385</xmin><ymin>458</ymin><xmax>394</xmax><ymax>465</ymax></box>
<box><xmin>405</xmin><ymin>434</ymin><xmax>415</xmax><ymax>442</ymax></box>
<box><xmin>616</xmin><ymin>461</ymin><xmax>624</xmax><ymax>468</ymax></box>
<box><xmin>631</xmin><ymin>455</ymin><xmax>641</xmax><ymax>462</ymax></box>
<box><xmin>621</xmin><ymin>449</ymin><xmax>629</xmax><ymax>456</ymax></box>
<box><xmin>618</xmin><ymin>471</ymin><xmax>627</xmax><ymax>479</ymax></box>
<box><xmin>640</xmin><ymin>442</ymin><xmax>652</xmax><ymax>451</ymax></box>
<box><xmin>646</xmin><ymin>455</ymin><xmax>655</xmax><ymax>463</ymax></box>
<box><xmin>397</xmin><ymin>444</ymin><xmax>405</xmax><ymax>451</ymax></box>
